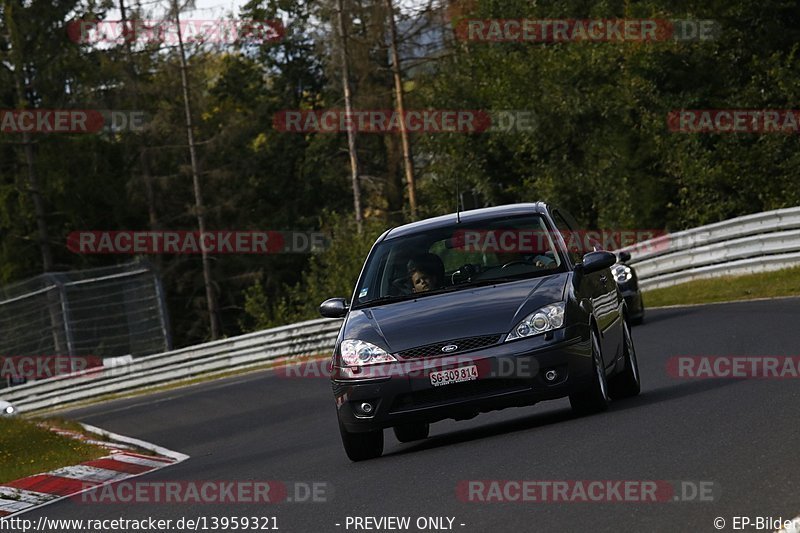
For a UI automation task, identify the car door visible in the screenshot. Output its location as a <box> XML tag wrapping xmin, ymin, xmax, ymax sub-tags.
<box><xmin>551</xmin><ymin>208</ymin><xmax>618</xmax><ymax>369</ymax></box>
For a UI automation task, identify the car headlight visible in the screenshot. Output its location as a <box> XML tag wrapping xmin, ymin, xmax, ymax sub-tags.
<box><xmin>612</xmin><ymin>264</ymin><xmax>633</xmax><ymax>283</ymax></box>
<box><xmin>506</xmin><ymin>302</ymin><xmax>565</xmax><ymax>341</ymax></box>
<box><xmin>3</xmin><ymin>405</ymin><xmax>14</xmax><ymax>415</ymax></box>
<box><xmin>340</xmin><ymin>340</ymin><xmax>397</xmax><ymax>366</ymax></box>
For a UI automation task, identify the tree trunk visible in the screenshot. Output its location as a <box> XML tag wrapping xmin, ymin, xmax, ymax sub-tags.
<box><xmin>172</xmin><ymin>0</ymin><xmax>221</xmax><ymax>340</ymax></box>
<box><xmin>335</xmin><ymin>0</ymin><xmax>363</xmax><ymax>232</ymax></box>
<box><xmin>385</xmin><ymin>0</ymin><xmax>417</xmax><ymax>220</ymax></box>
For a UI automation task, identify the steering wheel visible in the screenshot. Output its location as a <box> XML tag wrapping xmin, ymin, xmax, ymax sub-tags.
<box><xmin>451</xmin><ymin>263</ymin><xmax>480</xmax><ymax>284</ymax></box>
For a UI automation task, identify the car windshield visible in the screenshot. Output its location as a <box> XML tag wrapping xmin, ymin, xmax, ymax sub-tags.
<box><xmin>353</xmin><ymin>214</ymin><xmax>564</xmax><ymax>307</ymax></box>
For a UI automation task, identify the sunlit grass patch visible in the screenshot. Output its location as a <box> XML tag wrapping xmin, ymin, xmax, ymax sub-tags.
<box><xmin>0</xmin><ymin>417</ymin><xmax>106</xmax><ymax>483</ymax></box>
<box><xmin>643</xmin><ymin>266</ymin><xmax>800</xmax><ymax>307</ymax></box>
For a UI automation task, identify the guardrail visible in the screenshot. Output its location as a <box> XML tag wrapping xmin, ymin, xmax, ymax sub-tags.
<box><xmin>6</xmin><ymin>206</ymin><xmax>800</xmax><ymax>414</ymax></box>
<box><xmin>6</xmin><ymin>317</ymin><xmax>342</xmax><ymax>414</ymax></box>
<box><xmin>621</xmin><ymin>206</ymin><xmax>800</xmax><ymax>290</ymax></box>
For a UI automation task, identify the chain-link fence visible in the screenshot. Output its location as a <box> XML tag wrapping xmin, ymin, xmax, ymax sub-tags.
<box><xmin>0</xmin><ymin>261</ymin><xmax>171</xmax><ymax>386</ymax></box>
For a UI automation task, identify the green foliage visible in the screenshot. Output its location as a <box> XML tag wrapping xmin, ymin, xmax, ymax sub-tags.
<box><xmin>3</xmin><ymin>0</ymin><xmax>800</xmax><ymax>342</ymax></box>
<box><xmin>0</xmin><ymin>0</ymin><xmax>354</xmax><ymax>345</ymax></box>
<box><xmin>241</xmin><ymin>214</ymin><xmax>385</xmax><ymax>329</ymax></box>
<box><xmin>411</xmin><ymin>0</ymin><xmax>800</xmax><ymax>230</ymax></box>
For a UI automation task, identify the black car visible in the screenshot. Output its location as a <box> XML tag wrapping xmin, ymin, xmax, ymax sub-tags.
<box><xmin>613</xmin><ymin>251</ymin><xmax>645</xmax><ymax>325</ymax></box>
<box><xmin>320</xmin><ymin>203</ymin><xmax>641</xmax><ymax>461</ymax></box>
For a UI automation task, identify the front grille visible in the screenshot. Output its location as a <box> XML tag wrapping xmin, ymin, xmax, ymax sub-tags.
<box><xmin>391</xmin><ymin>379</ymin><xmax>530</xmax><ymax>411</ymax></box>
<box><xmin>395</xmin><ymin>334</ymin><xmax>501</xmax><ymax>359</ymax></box>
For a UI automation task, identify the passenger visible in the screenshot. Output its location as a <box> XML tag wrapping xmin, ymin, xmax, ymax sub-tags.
<box><xmin>407</xmin><ymin>253</ymin><xmax>445</xmax><ymax>293</ymax></box>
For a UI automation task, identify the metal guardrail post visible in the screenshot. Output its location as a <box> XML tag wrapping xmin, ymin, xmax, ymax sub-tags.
<box><xmin>632</xmin><ymin>208</ymin><xmax>800</xmax><ymax>289</ymax></box>
<box><xmin>142</xmin><ymin>259</ymin><xmax>173</xmax><ymax>353</ymax></box>
<box><xmin>45</xmin><ymin>273</ymin><xmax>75</xmax><ymax>358</ymax></box>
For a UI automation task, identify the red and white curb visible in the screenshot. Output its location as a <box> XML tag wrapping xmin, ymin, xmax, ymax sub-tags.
<box><xmin>0</xmin><ymin>423</ymin><xmax>188</xmax><ymax>518</ymax></box>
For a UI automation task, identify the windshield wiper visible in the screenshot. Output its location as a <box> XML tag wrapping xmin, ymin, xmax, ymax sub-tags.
<box><xmin>444</xmin><ymin>276</ymin><xmax>528</xmax><ymax>290</ymax></box>
<box><xmin>354</xmin><ymin>274</ymin><xmax>539</xmax><ymax>309</ymax></box>
<box><xmin>354</xmin><ymin>293</ymin><xmax>420</xmax><ymax>309</ymax></box>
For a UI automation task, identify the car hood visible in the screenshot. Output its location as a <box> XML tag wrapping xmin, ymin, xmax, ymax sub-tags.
<box><xmin>344</xmin><ymin>272</ymin><xmax>569</xmax><ymax>352</ymax></box>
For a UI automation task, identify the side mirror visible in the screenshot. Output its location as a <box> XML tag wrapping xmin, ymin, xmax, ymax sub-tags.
<box><xmin>618</xmin><ymin>251</ymin><xmax>631</xmax><ymax>263</ymax></box>
<box><xmin>580</xmin><ymin>251</ymin><xmax>617</xmax><ymax>275</ymax></box>
<box><xmin>319</xmin><ymin>297</ymin><xmax>349</xmax><ymax>318</ymax></box>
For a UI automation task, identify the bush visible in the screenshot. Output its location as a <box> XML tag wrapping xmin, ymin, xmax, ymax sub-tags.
<box><xmin>241</xmin><ymin>214</ymin><xmax>386</xmax><ymax>329</ymax></box>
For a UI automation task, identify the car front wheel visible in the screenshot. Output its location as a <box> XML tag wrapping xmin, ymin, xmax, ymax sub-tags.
<box><xmin>631</xmin><ymin>293</ymin><xmax>645</xmax><ymax>325</ymax></box>
<box><xmin>569</xmin><ymin>330</ymin><xmax>610</xmax><ymax>415</ymax></box>
<box><xmin>609</xmin><ymin>319</ymin><xmax>641</xmax><ymax>399</ymax></box>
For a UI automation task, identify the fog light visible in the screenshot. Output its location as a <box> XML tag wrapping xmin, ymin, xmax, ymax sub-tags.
<box><xmin>544</xmin><ymin>370</ymin><xmax>558</xmax><ymax>382</ymax></box>
<box><xmin>360</xmin><ymin>402</ymin><xmax>373</xmax><ymax>414</ymax></box>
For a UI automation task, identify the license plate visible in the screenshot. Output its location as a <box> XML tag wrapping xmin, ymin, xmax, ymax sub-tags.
<box><xmin>429</xmin><ymin>365</ymin><xmax>478</xmax><ymax>387</ymax></box>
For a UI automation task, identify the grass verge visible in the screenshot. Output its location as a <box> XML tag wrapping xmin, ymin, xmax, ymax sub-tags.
<box><xmin>643</xmin><ymin>265</ymin><xmax>800</xmax><ymax>308</ymax></box>
<box><xmin>0</xmin><ymin>417</ymin><xmax>107</xmax><ymax>484</ymax></box>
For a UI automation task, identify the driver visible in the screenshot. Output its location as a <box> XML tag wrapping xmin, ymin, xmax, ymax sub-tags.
<box><xmin>407</xmin><ymin>253</ymin><xmax>445</xmax><ymax>293</ymax></box>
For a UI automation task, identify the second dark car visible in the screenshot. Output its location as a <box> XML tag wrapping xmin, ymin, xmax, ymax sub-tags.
<box><xmin>320</xmin><ymin>203</ymin><xmax>641</xmax><ymax>461</ymax></box>
<box><xmin>613</xmin><ymin>251</ymin><xmax>645</xmax><ymax>325</ymax></box>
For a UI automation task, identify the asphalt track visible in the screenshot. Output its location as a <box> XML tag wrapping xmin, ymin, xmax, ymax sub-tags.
<box><xmin>22</xmin><ymin>298</ymin><xmax>800</xmax><ymax>533</ymax></box>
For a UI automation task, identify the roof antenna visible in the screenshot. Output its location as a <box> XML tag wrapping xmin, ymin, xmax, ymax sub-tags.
<box><xmin>456</xmin><ymin>173</ymin><xmax>461</xmax><ymax>223</ymax></box>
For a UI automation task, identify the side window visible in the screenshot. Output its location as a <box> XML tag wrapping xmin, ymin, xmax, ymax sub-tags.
<box><xmin>562</xmin><ymin>208</ymin><xmax>603</xmax><ymax>252</ymax></box>
<box><xmin>552</xmin><ymin>210</ymin><xmax>582</xmax><ymax>265</ymax></box>
<box><xmin>429</xmin><ymin>240</ymin><xmax>460</xmax><ymax>273</ymax></box>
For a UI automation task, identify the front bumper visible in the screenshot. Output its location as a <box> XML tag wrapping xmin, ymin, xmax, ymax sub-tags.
<box><xmin>618</xmin><ymin>283</ymin><xmax>644</xmax><ymax>319</ymax></box>
<box><xmin>333</xmin><ymin>325</ymin><xmax>594</xmax><ymax>432</ymax></box>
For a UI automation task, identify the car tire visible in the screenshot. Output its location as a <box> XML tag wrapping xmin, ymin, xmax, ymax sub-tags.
<box><xmin>609</xmin><ymin>319</ymin><xmax>641</xmax><ymax>399</ymax></box>
<box><xmin>569</xmin><ymin>330</ymin><xmax>610</xmax><ymax>415</ymax></box>
<box><xmin>393</xmin><ymin>422</ymin><xmax>430</xmax><ymax>443</ymax></box>
<box><xmin>631</xmin><ymin>294</ymin><xmax>645</xmax><ymax>325</ymax></box>
<box><xmin>339</xmin><ymin>420</ymin><xmax>384</xmax><ymax>461</ymax></box>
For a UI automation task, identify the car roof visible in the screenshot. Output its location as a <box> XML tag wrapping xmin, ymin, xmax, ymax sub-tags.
<box><xmin>384</xmin><ymin>202</ymin><xmax>550</xmax><ymax>240</ymax></box>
